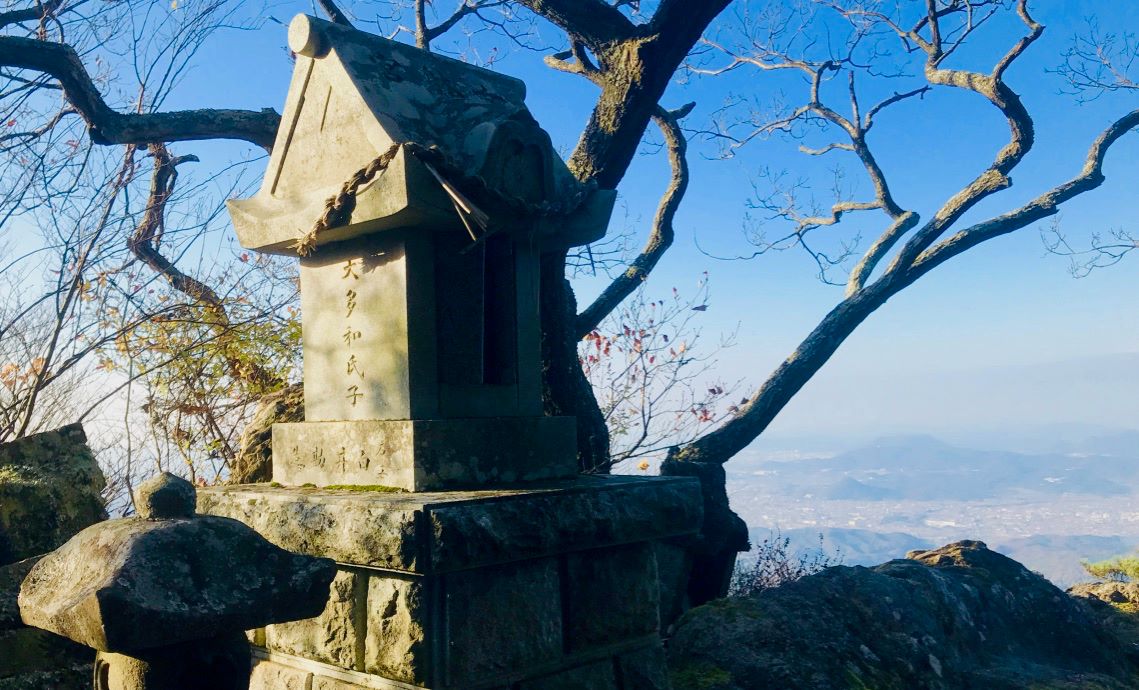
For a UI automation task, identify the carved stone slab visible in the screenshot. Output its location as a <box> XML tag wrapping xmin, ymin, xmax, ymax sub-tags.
<box><xmin>272</xmin><ymin>417</ymin><xmax>577</xmax><ymax>490</ymax></box>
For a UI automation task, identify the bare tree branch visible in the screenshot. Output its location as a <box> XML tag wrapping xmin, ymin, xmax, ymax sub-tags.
<box><xmin>0</xmin><ymin>37</ymin><xmax>279</xmax><ymax>148</ymax></box>
<box><xmin>0</xmin><ymin>0</ymin><xmax>65</xmax><ymax>31</ymax></box>
<box><xmin>576</xmin><ymin>102</ymin><xmax>693</xmax><ymax>337</ymax></box>
<box><xmin>912</xmin><ymin>109</ymin><xmax>1139</xmax><ymax>274</ymax></box>
<box><xmin>512</xmin><ymin>0</ymin><xmax>635</xmax><ymax>50</ymax></box>
<box><xmin>316</xmin><ymin>0</ymin><xmax>354</xmax><ymax>29</ymax></box>
<box><xmin>675</xmin><ymin>92</ymin><xmax>1139</xmax><ymax>468</ymax></box>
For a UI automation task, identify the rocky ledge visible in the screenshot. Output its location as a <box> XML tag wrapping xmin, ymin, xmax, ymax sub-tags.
<box><xmin>668</xmin><ymin>540</ymin><xmax>1139</xmax><ymax>690</ymax></box>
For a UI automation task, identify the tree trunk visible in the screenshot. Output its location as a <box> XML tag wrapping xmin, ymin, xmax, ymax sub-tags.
<box><xmin>539</xmin><ymin>250</ymin><xmax>611</xmax><ymax>473</ymax></box>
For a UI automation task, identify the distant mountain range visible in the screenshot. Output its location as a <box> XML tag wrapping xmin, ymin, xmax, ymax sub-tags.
<box><xmin>732</xmin><ymin>433</ymin><xmax>1139</xmax><ymax>503</ymax></box>
<box><xmin>734</xmin><ymin>430</ymin><xmax>1139</xmax><ymax>586</ymax></box>
<box><xmin>757</xmin><ymin>352</ymin><xmax>1139</xmax><ymax>439</ymax></box>
<box><xmin>746</xmin><ymin>527</ymin><xmax>1137</xmax><ymax>588</ymax></box>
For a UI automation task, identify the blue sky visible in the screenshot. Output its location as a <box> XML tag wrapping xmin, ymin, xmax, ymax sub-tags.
<box><xmin>164</xmin><ymin>0</ymin><xmax>1138</xmax><ymax>438</ymax></box>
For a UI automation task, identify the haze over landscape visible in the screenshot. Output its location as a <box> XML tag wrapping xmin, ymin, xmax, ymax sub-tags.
<box><xmin>729</xmin><ymin>353</ymin><xmax>1139</xmax><ymax>586</ymax></box>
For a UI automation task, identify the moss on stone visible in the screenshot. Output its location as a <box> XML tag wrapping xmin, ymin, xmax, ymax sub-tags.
<box><xmin>0</xmin><ymin>424</ymin><xmax>106</xmax><ymax>565</ymax></box>
<box><xmin>322</xmin><ymin>484</ymin><xmax>405</xmax><ymax>493</ymax></box>
<box><xmin>670</xmin><ymin>662</ymin><xmax>732</xmax><ymax>690</ymax></box>
<box><xmin>670</xmin><ymin>541</ymin><xmax>1139</xmax><ymax>690</ymax></box>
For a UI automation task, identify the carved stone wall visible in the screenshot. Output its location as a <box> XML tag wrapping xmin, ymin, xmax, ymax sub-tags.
<box><xmin>201</xmin><ymin>475</ymin><xmax>700</xmax><ymax>689</ymax></box>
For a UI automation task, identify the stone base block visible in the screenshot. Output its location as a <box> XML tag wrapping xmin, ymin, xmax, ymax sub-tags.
<box><xmin>201</xmin><ymin>476</ymin><xmax>700</xmax><ymax>689</ymax></box>
<box><xmin>247</xmin><ymin>643</ymin><xmax>667</xmax><ymax>690</ymax></box>
<box><xmin>272</xmin><ymin>417</ymin><xmax>577</xmax><ymax>491</ymax></box>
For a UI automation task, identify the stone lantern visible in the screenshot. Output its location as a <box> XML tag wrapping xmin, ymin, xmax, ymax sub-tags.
<box><xmin>18</xmin><ymin>474</ymin><xmax>336</xmax><ymax>689</ymax></box>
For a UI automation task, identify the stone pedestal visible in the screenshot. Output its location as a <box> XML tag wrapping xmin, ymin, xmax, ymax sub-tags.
<box><xmin>272</xmin><ymin>417</ymin><xmax>577</xmax><ymax>491</ymax></box>
<box><xmin>199</xmin><ymin>475</ymin><xmax>700</xmax><ymax>689</ymax></box>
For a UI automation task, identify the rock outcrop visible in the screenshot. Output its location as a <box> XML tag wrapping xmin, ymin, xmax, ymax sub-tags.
<box><xmin>0</xmin><ymin>424</ymin><xmax>105</xmax><ymax>688</ymax></box>
<box><xmin>229</xmin><ymin>382</ymin><xmax>303</xmax><ymax>484</ymax></box>
<box><xmin>0</xmin><ymin>423</ymin><xmax>106</xmax><ymax>564</ymax></box>
<box><xmin>1068</xmin><ymin>581</ymin><xmax>1139</xmax><ymax>652</ymax></box>
<box><xmin>668</xmin><ymin>540</ymin><xmax>1139</xmax><ymax>690</ymax></box>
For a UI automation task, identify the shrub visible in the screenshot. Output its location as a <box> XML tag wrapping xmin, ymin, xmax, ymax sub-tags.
<box><xmin>729</xmin><ymin>531</ymin><xmax>842</xmax><ymax>597</ymax></box>
<box><xmin>1083</xmin><ymin>555</ymin><xmax>1139</xmax><ymax>583</ymax></box>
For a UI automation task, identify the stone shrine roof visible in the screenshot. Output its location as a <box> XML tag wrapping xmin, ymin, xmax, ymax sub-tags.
<box><xmin>229</xmin><ymin>14</ymin><xmax>615</xmax><ymax>255</ymax></box>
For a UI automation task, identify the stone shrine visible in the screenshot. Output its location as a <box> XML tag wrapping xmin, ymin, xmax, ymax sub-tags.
<box><xmin>201</xmin><ymin>15</ymin><xmax>702</xmax><ymax>690</ymax></box>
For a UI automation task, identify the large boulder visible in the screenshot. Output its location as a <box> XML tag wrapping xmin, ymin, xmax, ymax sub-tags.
<box><xmin>0</xmin><ymin>423</ymin><xmax>106</xmax><ymax>565</ymax></box>
<box><xmin>0</xmin><ymin>424</ymin><xmax>104</xmax><ymax>688</ymax></box>
<box><xmin>668</xmin><ymin>541</ymin><xmax>1139</xmax><ymax>690</ymax></box>
<box><xmin>1069</xmin><ymin>581</ymin><xmax>1139</xmax><ymax>651</ymax></box>
<box><xmin>230</xmin><ymin>383</ymin><xmax>303</xmax><ymax>484</ymax></box>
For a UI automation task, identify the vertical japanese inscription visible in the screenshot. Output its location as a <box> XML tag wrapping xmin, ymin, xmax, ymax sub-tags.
<box><xmin>300</xmin><ymin>238</ymin><xmax>409</xmax><ymax>421</ymax></box>
<box><xmin>342</xmin><ymin>258</ymin><xmax>364</xmax><ymax>407</ymax></box>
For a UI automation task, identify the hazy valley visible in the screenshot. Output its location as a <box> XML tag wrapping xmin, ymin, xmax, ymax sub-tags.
<box><xmin>730</xmin><ymin>430</ymin><xmax>1139</xmax><ymax>586</ymax></box>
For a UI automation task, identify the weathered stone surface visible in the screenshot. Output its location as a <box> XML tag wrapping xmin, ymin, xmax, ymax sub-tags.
<box><xmin>668</xmin><ymin>541</ymin><xmax>1139</xmax><ymax>690</ymax></box>
<box><xmin>228</xmin><ymin>15</ymin><xmax>613</xmax><ymax>256</ymax></box>
<box><xmin>1069</xmin><ymin>580</ymin><xmax>1139</xmax><ymax>606</ymax></box>
<box><xmin>0</xmin><ymin>423</ymin><xmax>105</xmax><ymax>565</ymax></box>
<box><xmin>273</xmin><ymin>417</ymin><xmax>577</xmax><ymax>490</ymax></box>
<box><xmin>300</xmin><ymin>235</ymin><xmax>416</xmax><ymax>423</ymax></box>
<box><xmin>426</xmin><ymin>476</ymin><xmax>702</xmax><ymax>574</ymax></box>
<box><xmin>199</xmin><ymin>485</ymin><xmax>423</xmax><ymax>571</ymax></box>
<box><xmin>0</xmin><ymin>666</ymin><xmax>89</xmax><ymax>689</ymax></box>
<box><xmin>311</xmin><ymin>676</ymin><xmax>369</xmax><ymax>690</ymax></box>
<box><xmin>246</xmin><ymin>627</ymin><xmax>265</xmax><ymax>648</ymax></box>
<box><xmin>1068</xmin><ymin>581</ymin><xmax>1139</xmax><ymax>651</ymax></box>
<box><xmin>365</xmin><ymin>575</ymin><xmax>426</xmax><ymax>682</ymax></box>
<box><xmin>445</xmin><ymin>558</ymin><xmax>561</xmax><ymax>685</ymax></box>
<box><xmin>0</xmin><ymin>449</ymin><xmax>99</xmax><ymax>687</ymax></box>
<box><xmin>563</xmin><ymin>543</ymin><xmax>659</xmax><ymax>651</ymax></box>
<box><xmin>654</xmin><ymin>538</ymin><xmax>694</xmax><ymax>632</ymax></box>
<box><xmin>19</xmin><ymin>515</ymin><xmax>336</xmax><ymax>652</ymax></box>
<box><xmin>1</xmin><ymin>553</ymin><xmax>91</xmax><ymax>685</ymax></box>
<box><xmin>231</xmin><ymin>382</ymin><xmax>304</xmax><ymax>484</ymax></box>
<box><xmin>93</xmin><ymin>633</ymin><xmax>250</xmax><ymax>690</ymax></box>
<box><xmin>134</xmin><ymin>472</ymin><xmax>195</xmax><ymax>519</ymax></box>
<box><xmin>517</xmin><ymin>659</ymin><xmax>618</xmax><ymax>690</ymax></box>
<box><xmin>199</xmin><ymin>476</ymin><xmax>701</xmax><ymax>574</ymax></box>
<box><xmin>618</xmin><ymin>645</ymin><xmax>671</xmax><ymax>690</ymax></box>
<box><xmin>266</xmin><ymin>569</ymin><xmax>360</xmax><ymax>669</ymax></box>
<box><xmin>249</xmin><ymin>659</ymin><xmax>312</xmax><ymax>690</ymax></box>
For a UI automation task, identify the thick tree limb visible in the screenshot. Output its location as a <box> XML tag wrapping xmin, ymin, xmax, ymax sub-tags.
<box><xmin>128</xmin><ymin>144</ymin><xmax>223</xmax><ymax>312</ymax></box>
<box><xmin>675</xmin><ymin>107</ymin><xmax>1139</xmax><ymax>467</ymax></box>
<box><xmin>129</xmin><ymin>143</ymin><xmax>282</xmax><ymax>390</ymax></box>
<box><xmin>0</xmin><ymin>0</ymin><xmax>64</xmax><ymax>30</ymax></box>
<box><xmin>575</xmin><ymin>103</ymin><xmax>692</xmax><ymax>338</ymax></box>
<box><xmin>512</xmin><ymin>0</ymin><xmax>635</xmax><ymax>50</ymax></box>
<box><xmin>0</xmin><ymin>37</ymin><xmax>279</xmax><ymax>148</ymax></box>
<box><xmin>316</xmin><ymin>0</ymin><xmax>354</xmax><ymax>28</ymax></box>
<box><xmin>884</xmin><ymin>2</ymin><xmax>1040</xmax><ymax>272</ymax></box>
<box><xmin>545</xmin><ymin>0</ymin><xmax>731</xmax><ymax>188</ymax></box>
<box><xmin>846</xmin><ymin>211</ymin><xmax>919</xmax><ymax>296</ymax></box>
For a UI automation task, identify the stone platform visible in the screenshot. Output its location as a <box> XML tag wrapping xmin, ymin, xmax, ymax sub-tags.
<box><xmin>199</xmin><ymin>475</ymin><xmax>700</xmax><ymax>690</ymax></box>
